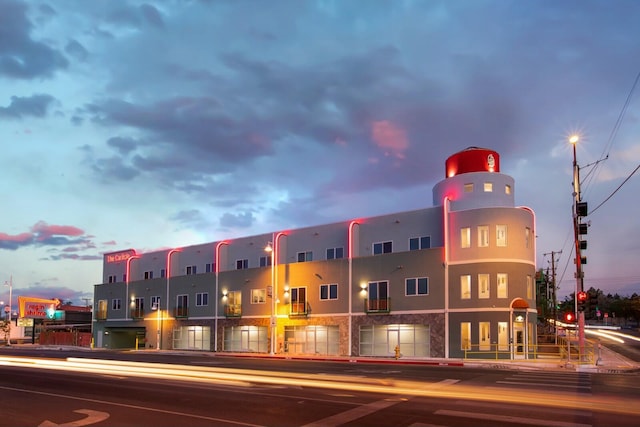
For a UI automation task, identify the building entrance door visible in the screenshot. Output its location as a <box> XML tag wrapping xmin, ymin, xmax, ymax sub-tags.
<box><xmin>513</xmin><ymin>324</ymin><xmax>525</xmax><ymax>359</ymax></box>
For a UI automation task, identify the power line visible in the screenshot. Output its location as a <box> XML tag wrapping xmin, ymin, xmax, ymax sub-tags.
<box><xmin>590</xmin><ymin>163</ymin><xmax>640</xmax><ymax>215</ymax></box>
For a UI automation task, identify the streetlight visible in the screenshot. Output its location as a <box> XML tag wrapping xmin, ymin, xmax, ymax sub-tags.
<box><xmin>165</xmin><ymin>248</ymin><xmax>181</xmax><ymax>350</ymax></box>
<box><xmin>569</xmin><ymin>134</ymin><xmax>586</xmax><ymax>356</ymax></box>
<box><xmin>151</xmin><ymin>301</ymin><xmax>161</xmax><ymax>350</ymax></box>
<box><xmin>264</xmin><ymin>241</ymin><xmax>275</xmax><ymax>355</ymax></box>
<box><xmin>4</xmin><ymin>276</ymin><xmax>12</xmax><ymax>346</ymax></box>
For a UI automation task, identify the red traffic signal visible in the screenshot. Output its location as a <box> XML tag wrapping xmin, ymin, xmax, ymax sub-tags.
<box><xmin>564</xmin><ymin>312</ymin><xmax>575</xmax><ymax>323</ymax></box>
<box><xmin>577</xmin><ymin>291</ymin><xmax>587</xmax><ymax>303</ymax></box>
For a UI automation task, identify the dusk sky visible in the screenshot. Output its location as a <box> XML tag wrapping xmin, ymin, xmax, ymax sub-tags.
<box><xmin>1</xmin><ymin>0</ymin><xmax>639</xmax><ymax>308</ymax></box>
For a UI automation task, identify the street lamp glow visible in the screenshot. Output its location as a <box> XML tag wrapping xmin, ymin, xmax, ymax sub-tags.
<box><xmin>569</xmin><ymin>134</ymin><xmax>580</xmax><ymax>144</ymax></box>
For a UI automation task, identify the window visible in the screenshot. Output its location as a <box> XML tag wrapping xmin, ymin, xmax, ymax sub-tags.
<box><xmin>409</xmin><ymin>236</ymin><xmax>431</xmax><ymax>250</ymax></box>
<box><xmin>186</xmin><ymin>265</ymin><xmax>197</xmax><ymax>275</ymax></box>
<box><xmin>112</xmin><ymin>298</ymin><xmax>121</xmax><ymax>310</ymax></box>
<box><xmin>478</xmin><ymin>274</ymin><xmax>490</xmax><ymax>299</ymax></box>
<box><xmin>461</xmin><ymin>275</ymin><xmax>471</xmax><ymax>299</ymax></box>
<box><xmin>206</xmin><ymin>263</ymin><xmax>212</xmax><ymax>273</ymax></box>
<box><xmin>151</xmin><ymin>296</ymin><xmax>161</xmax><ymax>310</ymax></box>
<box><xmin>107</xmin><ymin>275</ymin><xmax>117</xmax><ymax>283</ymax></box>
<box><xmin>225</xmin><ymin>291</ymin><xmax>242</xmax><ymax>316</ymax></box>
<box><xmin>525</xmin><ymin>227</ymin><xmax>531</xmax><ymax>249</ymax></box>
<box><xmin>144</xmin><ymin>271</ymin><xmax>153</xmax><ymax>280</ymax></box>
<box><xmin>464</xmin><ymin>183</ymin><xmax>474</xmax><ymax>193</ymax></box>
<box><xmin>461</xmin><ymin>322</ymin><xmax>471</xmax><ymax>351</ymax></box>
<box><xmin>406</xmin><ymin>277</ymin><xmax>429</xmax><ymax>296</ymax></box>
<box><xmin>176</xmin><ymin>294</ymin><xmax>188</xmax><ymax>317</ymax></box>
<box><xmin>291</xmin><ymin>287</ymin><xmax>307</xmax><ymax>314</ymax></box>
<box><xmin>196</xmin><ymin>292</ymin><xmax>209</xmax><ymax>307</ymax></box>
<box><xmin>479</xmin><ymin>322</ymin><xmax>490</xmax><ymax>351</ymax></box>
<box><xmin>526</xmin><ymin>275</ymin><xmax>533</xmax><ymax>299</ymax></box>
<box><xmin>326</xmin><ymin>247</ymin><xmax>344</xmax><ymax>260</ymax></box>
<box><xmin>505</xmin><ymin>184</ymin><xmax>511</xmax><ymax>195</ymax></box>
<box><xmin>373</xmin><ymin>241</ymin><xmax>393</xmax><ymax>255</ymax></box>
<box><xmin>122</xmin><ymin>274</ymin><xmax>127</xmax><ymax>282</ymax></box>
<box><xmin>259</xmin><ymin>255</ymin><xmax>272</xmax><ymax>267</ymax></box>
<box><xmin>160</xmin><ymin>269</ymin><xmax>166</xmax><ymax>278</ymax></box>
<box><xmin>251</xmin><ymin>289</ymin><xmax>266</xmax><ymax>304</ymax></box>
<box><xmin>297</xmin><ymin>251</ymin><xmax>313</xmax><ymax>262</ymax></box>
<box><xmin>97</xmin><ymin>299</ymin><xmax>108</xmax><ymax>319</ymax></box>
<box><xmin>133</xmin><ymin>297</ymin><xmax>144</xmax><ymax>318</ymax></box>
<box><xmin>461</xmin><ymin>227</ymin><xmax>471</xmax><ymax>248</ymax></box>
<box><xmin>320</xmin><ymin>283</ymin><xmax>338</xmax><ymax>300</ymax></box>
<box><xmin>484</xmin><ymin>182</ymin><xmax>493</xmax><ymax>192</ymax></box>
<box><xmin>367</xmin><ymin>281</ymin><xmax>389</xmax><ymax>311</ymax></box>
<box><xmin>478</xmin><ymin>225</ymin><xmax>489</xmax><ymax>247</ymax></box>
<box><xmin>496</xmin><ymin>225</ymin><xmax>507</xmax><ymax>247</ymax></box>
<box><xmin>497</xmin><ymin>273</ymin><xmax>508</xmax><ymax>298</ymax></box>
<box><xmin>498</xmin><ymin>322</ymin><xmax>509</xmax><ymax>351</ymax></box>
<box><xmin>236</xmin><ymin>259</ymin><xmax>248</xmax><ymax>270</ymax></box>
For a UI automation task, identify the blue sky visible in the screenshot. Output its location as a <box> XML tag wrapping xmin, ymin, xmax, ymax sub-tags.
<box><xmin>1</xmin><ymin>0</ymin><xmax>639</xmax><ymax>307</ymax></box>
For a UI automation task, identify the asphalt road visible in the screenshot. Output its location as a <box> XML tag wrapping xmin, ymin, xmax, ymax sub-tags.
<box><xmin>0</xmin><ymin>348</ymin><xmax>639</xmax><ymax>427</ymax></box>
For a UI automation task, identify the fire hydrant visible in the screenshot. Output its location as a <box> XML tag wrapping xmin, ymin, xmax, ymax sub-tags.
<box><xmin>394</xmin><ymin>345</ymin><xmax>401</xmax><ymax>360</ymax></box>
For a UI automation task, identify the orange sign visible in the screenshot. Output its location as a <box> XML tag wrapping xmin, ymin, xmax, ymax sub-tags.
<box><xmin>18</xmin><ymin>296</ymin><xmax>61</xmax><ymax>319</ymax></box>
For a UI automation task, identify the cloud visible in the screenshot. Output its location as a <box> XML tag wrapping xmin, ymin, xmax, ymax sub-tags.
<box><xmin>371</xmin><ymin>120</ymin><xmax>409</xmax><ymax>160</ymax></box>
<box><xmin>0</xmin><ymin>94</ymin><xmax>56</xmax><ymax>119</ymax></box>
<box><xmin>65</xmin><ymin>39</ymin><xmax>89</xmax><ymax>61</ymax></box>
<box><xmin>0</xmin><ymin>0</ymin><xmax>68</xmax><ymax>79</ymax></box>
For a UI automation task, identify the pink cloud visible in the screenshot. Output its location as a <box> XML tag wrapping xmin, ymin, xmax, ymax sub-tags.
<box><xmin>31</xmin><ymin>221</ymin><xmax>84</xmax><ymax>239</ymax></box>
<box><xmin>0</xmin><ymin>232</ymin><xmax>33</xmax><ymax>242</ymax></box>
<box><xmin>371</xmin><ymin>120</ymin><xmax>409</xmax><ymax>159</ymax></box>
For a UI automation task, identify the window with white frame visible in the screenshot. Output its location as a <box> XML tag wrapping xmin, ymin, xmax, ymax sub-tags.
<box><xmin>144</xmin><ymin>270</ymin><xmax>153</xmax><ymax>280</ymax></box>
<box><xmin>484</xmin><ymin>182</ymin><xmax>493</xmax><ymax>192</ymax></box>
<box><xmin>112</xmin><ymin>298</ymin><xmax>121</xmax><ymax>310</ymax></box>
<box><xmin>526</xmin><ymin>275</ymin><xmax>533</xmax><ymax>299</ymax></box>
<box><xmin>205</xmin><ymin>263</ymin><xmax>213</xmax><ymax>273</ymax></box>
<box><xmin>478</xmin><ymin>274</ymin><xmax>490</xmax><ymax>299</ymax></box>
<box><xmin>236</xmin><ymin>259</ymin><xmax>248</xmax><ymax>269</ymax></box>
<box><xmin>297</xmin><ymin>251</ymin><xmax>313</xmax><ymax>262</ymax></box>
<box><xmin>409</xmin><ymin>236</ymin><xmax>431</xmax><ymax>250</ymax></box>
<box><xmin>251</xmin><ymin>289</ymin><xmax>266</xmax><ymax>304</ymax></box>
<box><xmin>133</xmin><ymin>297</ymin><xmax>144</xmax><ymax>318</ymax></box>
<box><xmin>464</xmin><ymin>183</ymin><xmax>474</xmax><ymax>193</ymax></box>
<box><xmin>367</xmin><ymin>281</ymin><xmax>389</xmax><ymax>311</ymax></box>
<box><xmin>461</xmin><ymin>322</ymin><xmax>471</xmax><ymax>350</ymax></box>
<box><xmin>259</xmin><ymin>255</ymin><xmax>272</xmax><ymax>267</ymax></box>
<box><xmin>176</xmin><ymin>294</ymin><xmax>188</xmax><ymax>316</ymax></box>
<box><xmin>496</xmin><ymin>225</ymin><xmax>507</xmax><ymax>247</ymax></box>
<box><xmin>291</xmin><ymin>287</ymin><xmax>307</xmax><ymax>314</ymax></box>
<box><xmin>320</xmin><ymin>283</ymin><xmax>338</xmax><ymax>300</ymax></box>
<box><xmin>108</xmin><ymin>275</ymin><xmax>117</xmax><ymax>283</ymax></box>
<box><xmin>461</xmin><ymin>227</ymin><xmax>471</xmax><ymax>248</ymax></box>
<box><xmin>461</xmin><ymin>275</ymin><xmax>471</xmax><ymax>299</ymax></box>
<box><xmin>326</xmin><ymin>247</ymin><xmax>344</xmax><ymax>260</ymax></box>
<box><xmin>373</xmin><ymin>241</ymin><xmax>393</xmax><ymax>255</ymax></box>
<box><xmin>186</xmin><ymin>265</ymin><xmax>197</xmax><ymax>275</ymax></box>
<box><xmin>151</xmin><ymin>296</ymin><xmax>161</xmax><ymax>310</ymax></box>
<box><xmin>497</xmin><ymin>273</ymin><xmax>508</xmax><ymax>298</ymax></box>
<box><xmin>406</xmin><ymin>277</ymin><xmax>429</xmax><ymax>296</ymax></box>
<box><xmin>97</xmin><ymin>299</ymin><xmax>108</xmax><ymax>319</ymax></box>
<box><xmin>479</xmin><ymin>322</ymin><xmax>490</xmax><ymax>351</ymax></box>
<box><xmin>478</xmin><ymin>225</ymin><xmax>489</xmax><ymax>247</ymax></box>
<box><xmin>196</xmin><ymin>292</ymin><xmax>209</xmax><ymax>306</ymax></box>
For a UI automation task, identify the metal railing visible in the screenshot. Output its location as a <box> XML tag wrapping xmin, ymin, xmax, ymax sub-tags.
<box><xmin>462</xmin><ymin>338</ymin><xmax>596</xmax><ymax>364</ymax></box>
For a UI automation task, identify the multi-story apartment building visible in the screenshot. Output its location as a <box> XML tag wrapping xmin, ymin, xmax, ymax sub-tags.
<box><xmin>93</xmin><ymin>147</ymin><xmax>537</xmax><ymax>359</ymax></box>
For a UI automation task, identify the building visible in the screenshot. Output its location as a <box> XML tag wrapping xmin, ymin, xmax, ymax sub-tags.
<box><xmin>93</xmin><ymin>147</ymin><xmax>537</xmax><ymax>359</ymax></box>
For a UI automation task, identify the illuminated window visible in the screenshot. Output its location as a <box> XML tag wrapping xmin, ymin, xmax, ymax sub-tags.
<box><xmin>484</xmin><ymin>182</ymin><xmax>493</xmax><ymax>192</ymax></box>
<box><xmin>461</xmin><ymin>322</ymin><xmax>471</xmax><ymax>351</ymax></box>
<box><xmin>478</xmin><ymin>226</ymin><xmax>489</xmax><ymax>247</ymax></box>
<box><xmin>406</xmin><ymin>277</ymin><xmax>429</xmax><ymax>296</ymax></box>
<box><xmin>461</xmin><ymin>275</ymin><xmax>471</xmax><ymax>299</ymax></box>
<box><xmin>297</xmin><ymin>251</ymin><xmax>313</xmax><ymax>262</ymax></box>
<box><xmin>478</xmin><ymin>274</ymin><xmax>490</xmax><ymax>299</ymax></box>
<box><xmin>409</xmin><ymin>236</ymin><xmax>431</xmax><ymax>250</ymax></box>
<box><xmin>497</xmin><ymin>273</ymin><xmax>508</xmax><ymax>298</ymax></box>
<box><xmin>186</xmin><ymin>265</ymin><xmax>197</xmax><ymax>275</ymax></box>
<box><xmin>525</xmin><ymin>227</ymin><xmax>531</xmax><ymax>248</ymax></box>
<box><xmin>373</xmin><ymin>241</ymin><xmax>392</xmax><ymax>255</ymax></box>
<box><xmin>320</xmin><ymin>283</ymin><xmax>338</xmax><ymax>300</ymax></box>
<box><xmin>498</xmin><ymin>322</ymin><xmax>509</xmax><ymax>351</ymax></box>
<box><xmin>144</xmin><ymin>271</ymin><xmax>153</xmax><ymax>280</ymax></box>
<box><xmin>196</xmin><ymin>292</ymin><xmax>209</xmax><ymax>306</ymax></box>
<box><xmin>326</xmin><ymin>247</ymin><xmax>344</xmax><ymax>260</ymax></box>
<box><xmin>526</xmin><ymin>275</ymin><xmax>533</xmax><ymax>299</ymax></box>
<box><xmin>251</xmin><ymin>289</ymin><xmax>266</xmax><ymax>304</ymax></box>
<box><xmin>505</xmin><ymin>184</ymin><xmax>511</xmax><ymax>195</ymax></box>
<box><xmin>176</xmin><ymin>294</ymin><xmax>188</xmax><ymax>317</ymax></box>
<box><xmin>479</xmin><ymin>322</ymin><xmax>490</xmax><ymax>351</ymax></box>
<box><xmin>132</xmin><ymin>297</ymin><xmax>144</xmax><ymax>318</ymax></box>
<box><xmin>112</xmin><ymin>298</ymin><xmax>121</xmax><ymax>310</ymax></box>
<box><xmin>461</xmin><ymin>227</ymin><xmax>471</xmax><ymax>248</ymax></box>
<box><xmin>464</xmin><ymin>183</ymin><xmax>474</xmax><ymax>193</ymax></box>
<box><xmin>151</xmin><ymin>296</ymin><xmax>161</xmax><ymax>310</ymax></box>
<box><xmin>236</xmin><ymin>259</ymin><xmax>248</xmax><ymax>270</ymax></box>
<box><xmin>259</xmin><ymin>255</ymin><xmax>272</xmax><ymax>267</ymax></box>
<box><xmin>291</xmin><ymin>287</ymin><xmax>307</xmax><ymax>314</ymax></box>
<box><xmin>496</xmin><ymin>225</ymin><xmax>507</xmax><ymax>247</ymax></box>
<box><xmin>97</xmin><ymin>300</ymin><xmax>108</xmax><ymax>320</ymax></box>
<box><xmin>367</xmin><ymin>281</ymin><xmax>389</xmax><ymax>312</ymax></box>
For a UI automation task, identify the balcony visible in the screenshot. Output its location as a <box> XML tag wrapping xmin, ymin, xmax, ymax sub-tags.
<box><xmin>131</xmin><ymin>308</ymin><xmax>145</xmax><ymax>319</ymax></box>
<box><xmin>224</xmin><ymin>304</ymin><xmax>242</xmax><ymax>317</ymax></box>
<box><xmin>366</xmin><ymin>298</ymin><xmax>390</xmax><ymax>314</ymax></box>
<box><xmin>96</xmin><ymin>310</ymin><xmax>108</xmax><ymax>321</ymax></box>
<box><xmin>174</xmin><ymin>307</ymin><xmax>189</xmax><ymax>318</ymax></box>
<box><xmin>290</xmin><ymin>302</ymin><xmax>308</xmax><ymax>317</ymax></box>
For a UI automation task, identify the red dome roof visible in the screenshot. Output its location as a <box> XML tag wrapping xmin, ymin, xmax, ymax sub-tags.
<box><xmin>445</xmin><ymin>147</ymin><xmax>500</xmax><ymax>178</ymax></box>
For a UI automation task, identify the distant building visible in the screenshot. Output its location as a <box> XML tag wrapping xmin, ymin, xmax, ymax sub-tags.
<box><xmin>93</xmin><ymin>147</ymin><xmax>537</xmax><ymax>359</ymax></box>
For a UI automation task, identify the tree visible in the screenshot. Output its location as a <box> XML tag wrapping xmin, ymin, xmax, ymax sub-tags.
<box><xmin>0</xmin><ymin>320</ymin><xmax>10</xmax><ymax>344</ymax></box>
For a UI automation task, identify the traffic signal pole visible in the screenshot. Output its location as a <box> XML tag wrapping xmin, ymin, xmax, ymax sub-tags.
<box><xmin>570</xmin><ymin>136</ymin><xmax>586</xmax><ymax>359</ymax></box>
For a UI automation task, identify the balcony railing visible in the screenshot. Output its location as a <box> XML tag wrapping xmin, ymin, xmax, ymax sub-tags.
<box><xmin>290</xmin><ymin>302</ymin><xmax>308</xmax><ymax>316</ymax></box>
<box><xmin>131</xmin><ymin>308</ymin><xmax>145</xmax><ymax>319</ymax></box>
<box><xmin>96</xmin><ymin>311</ymin><xmax>108</xmax><ymax>321</ymax></box>
<box><xmin>225</xmin><ymin>304</ymin><xmax>242</xmax><ymax>317</ymax></box>
<box><xmin>366</xmin><ymin>298</ymin><xmax>390</xmax><ymax>313</ymax></box>
<box><xmin>174</xmin><ymin>307</ymin><xmax>189</xmax><ymax>318</ymax></box>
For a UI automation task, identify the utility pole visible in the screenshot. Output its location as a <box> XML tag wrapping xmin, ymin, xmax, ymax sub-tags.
<box><xmin>544</xmin><ymin>250</ymin><xmax>562</xmax><ymax>343</ymax></box>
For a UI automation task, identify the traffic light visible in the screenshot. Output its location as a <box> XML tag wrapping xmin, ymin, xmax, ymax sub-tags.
<box><xmin>564</xmin><ymin>312</ymin><xmax>575</xmax><ymax>323</ymax></box>
<box><xmin>577</xmin><ymin>291</ymin><xmax>587</xmax><ymax>312</ymax></box>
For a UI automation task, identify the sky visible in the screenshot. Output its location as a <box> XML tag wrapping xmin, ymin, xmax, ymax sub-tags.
<box><xmin>1</xmin><ymin>0</ymin><xmax>639</xmax><ymax>309</ymax></box>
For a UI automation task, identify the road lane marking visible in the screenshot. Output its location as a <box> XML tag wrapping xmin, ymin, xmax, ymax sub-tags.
<box><xmin>39</xmin><ymin>409</ymin><xmax>109</xmax><ymax>427</ymax></box>
<box><xmin>0</xmin><ymin>385</ymin><xmax>264</xmax><ymax>427</ymax></box>
<box><xmin>301</xmin><ymin>397</ymin><xmax>403</xmax><ymax>427</ymax></box>
<box><xmin>434</xmin><ymin>409</ymin><xmax>592</xmax><ymax>427</ymax></box>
